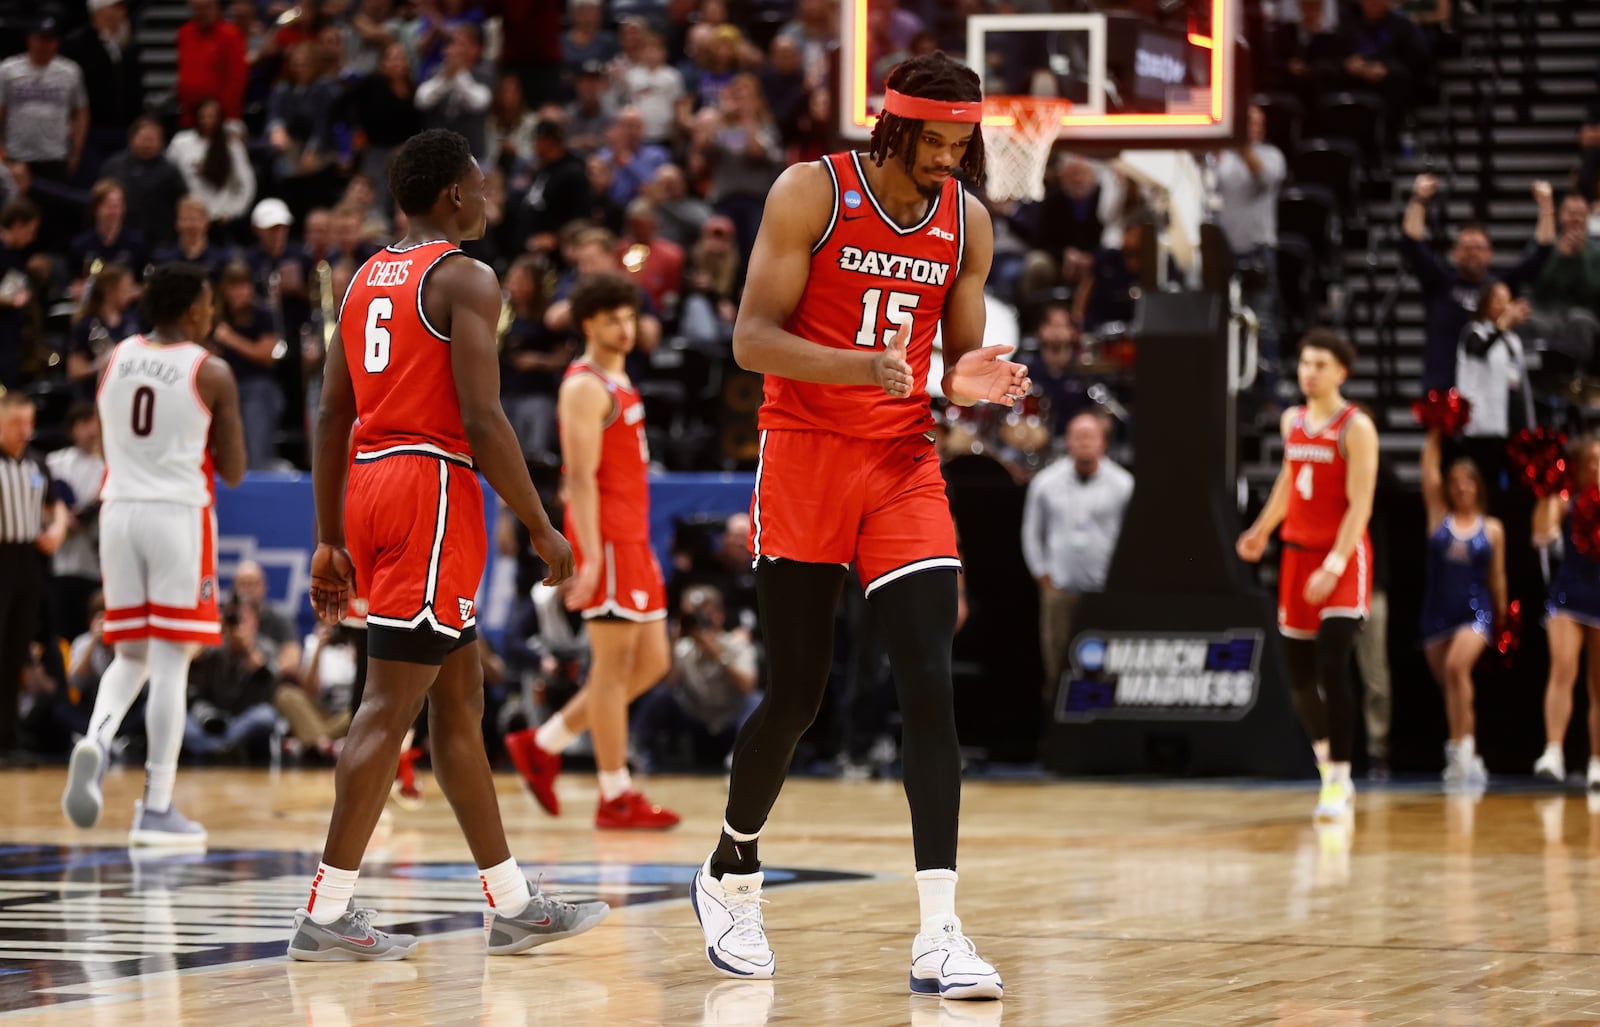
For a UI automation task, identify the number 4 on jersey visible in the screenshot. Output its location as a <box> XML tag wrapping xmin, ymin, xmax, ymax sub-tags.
<box><xmin>854</xmin><ymin>288</ymin><xmax>918</xmax><ymax>348</ymax></box>
<box><xmin>1295</xmin><ymin>463</ymin><xmax>1314</xmax><ymax>501</ymax></box>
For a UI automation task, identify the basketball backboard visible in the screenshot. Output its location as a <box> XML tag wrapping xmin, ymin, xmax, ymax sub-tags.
<box><xmin>839</xmin><ymin>0</ymin><xmax>1241</xmax><ymax>148</ymax></box>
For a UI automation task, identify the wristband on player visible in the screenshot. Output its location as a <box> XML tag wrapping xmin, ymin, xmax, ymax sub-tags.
<box><xmin>1320</xmin><ymin>552</ymin><xmax>1348</xmax><ymax>577</ymax></box>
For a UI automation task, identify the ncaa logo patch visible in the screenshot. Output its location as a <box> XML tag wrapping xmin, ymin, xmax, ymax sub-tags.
<box><xmin>843</xmin><ymin>189</ymin><xmax>863</xmax><ymax>209</ymax></box>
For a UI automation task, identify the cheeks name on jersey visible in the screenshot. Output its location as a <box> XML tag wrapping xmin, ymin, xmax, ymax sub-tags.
<box><xmin>365</xmin><ymin>258</ymin><xmax>416</xmax><ymax>288</ymax></box>
<box><xmin>1285</xmin><ymin>443</ymin><xmax>1336</xmax><ymax>464</ymax></box>
<box><xmin>115</xmin><ymin>356</ymin><xmax>184</xmax><ymax>386</ymax></box>
<box><xmin>837</xmin><ymin>246</ymin><xmax>951</xmax><ymax>286</ymax></box>
<box><xmin>623</xmin><ymin>402</ymin><xmax>645</xmax><ymax>426</ymax></box>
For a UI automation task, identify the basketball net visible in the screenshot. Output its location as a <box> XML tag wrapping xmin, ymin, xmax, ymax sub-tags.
<box><xmin>981</xmin><ymin>96</ymin><xmax>1072</xmax><ymax>204</ymax></box>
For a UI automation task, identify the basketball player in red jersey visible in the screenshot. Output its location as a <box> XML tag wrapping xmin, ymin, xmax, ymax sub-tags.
<box><xmin>689</xmin><ymin>53</ymin><xmax>1026</xmax><ymax>999</ymax></box>
<box><xmin>287</xmin><ymin>130</ymin><xmax>608</xmax><ymax>961</ymax></box>
<box><xmin>503</xmin><ymin>271</ymin><xmax>679</xmax><ymax>830</ymax></box>
<box><xmin>1237</xmin><ymin>329</ymin><xmax>1378</xmax><ymax>821</ymax></box>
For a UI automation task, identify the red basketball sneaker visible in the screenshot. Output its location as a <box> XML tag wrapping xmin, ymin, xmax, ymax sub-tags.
<box><xmin>504</xmin><ymin>728</ymin><xmax>562</xmax><ymax>815</ymax></box>
<box><xmin>391</xmin><ymin>746</ymin><xmax>424</xmax><ymax>811</ymax></box>
<box><xmin>595</xmin><ymin>791</ymin><xmax>680</xmax><ymax>830</ymax></box>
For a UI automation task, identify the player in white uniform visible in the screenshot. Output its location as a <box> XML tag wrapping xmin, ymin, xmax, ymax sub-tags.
<box><xmin>61</xmin><ymin>264</ymin><xmax>246</xmax><ymax>846</ymax></box>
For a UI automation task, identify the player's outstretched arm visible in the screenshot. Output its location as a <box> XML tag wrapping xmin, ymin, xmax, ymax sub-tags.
<box><xmin>441</xmin><ymin>255</ymin><xmax>574</xmax><ymax>585</ymax></box>
<box><xmin>731</xmin><ymin>162</ymin><xmax>895</xmax><ymax>389</ymax></box>
<box><xmin>940</xmin><ymin>194</ymin><xmax>1029</xmax><ymax>408</ymax></box>
<box><xmin>197</xmin><ymin>356</ymin><xmax>247</xmax><ymax>488</ymax></box>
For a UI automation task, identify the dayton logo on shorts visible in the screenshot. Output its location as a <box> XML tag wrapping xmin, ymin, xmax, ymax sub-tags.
<box><xmin>630</xmin><ymin>590</ymin><xmax>648</xmax><ymax>609</ymax></box>
<box><xmin>1056</xmin><ymin>630</ymin><xmax>1263</xmax><ymax>723</ymax></box>
<box><xmin>199</xmin><ymin>577</ymin><xmax>214</xmax><ymax>602</ymax></box>
<box><xmin>458</xmin><ymin>597</ymin><xmax>474</xmax><ymax>620</ymax></box>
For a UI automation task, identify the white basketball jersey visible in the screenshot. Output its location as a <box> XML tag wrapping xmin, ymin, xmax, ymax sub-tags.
<box><xmin>98</xmin><ymin>335</ymin><xmax>214</xmax><ymax>508</ymax></box>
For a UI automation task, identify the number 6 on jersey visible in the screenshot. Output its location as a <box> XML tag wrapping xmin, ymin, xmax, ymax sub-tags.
<box><xmin>364</xmin><ymin>297</ymin><xmax>393</xmax><ymax>373</ymax></box>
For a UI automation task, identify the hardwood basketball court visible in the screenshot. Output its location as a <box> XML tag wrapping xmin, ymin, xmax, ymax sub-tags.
<box><xmin>3</xmin><ymin>768</ymin><xmax>1599</xmax><ymax>1024</ymax></box>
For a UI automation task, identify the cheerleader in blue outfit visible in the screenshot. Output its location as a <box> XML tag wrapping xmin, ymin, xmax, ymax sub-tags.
<box><xmin>1533</xmin><ymin>436</ymin><xmax>1600</xmax><ymax>789</ymax></box>
<box><xmin>1420</xmin><ymin>430</ymin><xmax>1506</xmax><ymax>788</ymax></box>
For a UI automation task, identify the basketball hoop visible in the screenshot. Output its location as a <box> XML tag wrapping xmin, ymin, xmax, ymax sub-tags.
<box><xmin>981</xmin><ymin>96</ymin><xmax>1072</xmax><ymax>204</ymax></box>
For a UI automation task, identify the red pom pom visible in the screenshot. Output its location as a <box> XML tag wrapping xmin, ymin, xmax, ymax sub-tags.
<box><xmin>1495</xmin><ymin>599</ymin><xmax>1523</xmax><ymax>665</ymax></box>
<box><xmin>1571</xmin><ymin>487</ymin><xmax>1600</xmax><ymax>560</ymax></box>
<box><xmin>1508</xmin><ymin>428</ymin><xmax>1571</xmax><ymax>498</ymax></box>
<box><xmin>1411</xmin><ymin>388</ymin><xmax>1472</xmax><ymax>435</ymax></box>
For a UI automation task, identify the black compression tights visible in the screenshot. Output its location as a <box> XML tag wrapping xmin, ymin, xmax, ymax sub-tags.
<box><xmin>719</xmin><ymin>560</ymin><xmax>963</xmax><ymax>871</ymax></box>
<box><xmin>1283</xmin><ymin>617</ymin><xmax>1363</xmax><ymax>762</ymax></box>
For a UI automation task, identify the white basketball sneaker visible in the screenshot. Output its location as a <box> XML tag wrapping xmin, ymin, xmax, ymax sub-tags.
<box><xmin>691</xmin><ymin>857</ymin><xmax>774</xmax><ymax>979</ymax></box>
<box><xmin>909</xmin><ymin>915</ymin><xmax>1003</xmax><ymax>1000</ymax></box>
<box><xmin>1313</xmin><ymin>776</ymin><xmax>1354</xmax><ymax>821</ymax></box>
<box><xmin>1534</xmin><ymin>747</ymin><xmax>1566</xmax><ymax>783</ymax></box>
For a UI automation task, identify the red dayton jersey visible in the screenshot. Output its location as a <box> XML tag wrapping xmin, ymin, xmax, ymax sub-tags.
<box><xmin>338</xmin><ymin>240</ymin><xmax>473</xmax><ymax>461</ymax></box>
<box><xmin>1282</xmin><ymin>402</ymin><xmax>1359</xmax><ymax>549</ymax></box>
<box><xmin>760</xmin><ymin>150</ymin><xmax>968</xmax><ymax>439</ymax></box>
<box><xmin>561</xmin><ymin>361</ymin><xmax>650</xmax><ymax>543</ymax></box>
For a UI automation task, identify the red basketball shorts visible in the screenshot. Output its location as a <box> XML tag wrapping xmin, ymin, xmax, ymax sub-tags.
<box><xmin>100</xmin><ymin>500</ymin><xmax>220</xmax><ymax>646</ymax></box>
<box><xmin>345</xmin><ymin>453</ymin><xmax>485</xmax><ymax>644</ymax></box>
<box><xmin>571</xmin><ymin>535</ymin><xmax>667</xmax><ymax>621</ymax></box>
<box><xmin>750</xmin><ymin>428</ymin><xmax>961</xmax><ymax>596</ymax></box>
<box><xmin>1278</xmin><ymin>535</ymin><xmax>1372</xmax><ymax>639</ymax></box>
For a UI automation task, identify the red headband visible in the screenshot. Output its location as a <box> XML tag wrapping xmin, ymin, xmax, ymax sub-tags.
<box><xmin>881</xmin><ymin>89</ymin><xmax>983</xmax><ymax>124</ymax></box>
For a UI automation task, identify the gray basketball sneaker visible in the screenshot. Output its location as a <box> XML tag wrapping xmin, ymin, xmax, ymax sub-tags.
<box><xmin>129</xmin><ymin>800</ymin><xmax>208</xmax><ymax>847</ymax></box>
<box><xmin>485</xmin><ymin>880</ymin><xmax>610</xmax><ymax>955</ymax></box>
<box><xmin>287</xmin><ymin>904</ymin><xmax>420</xmax><ymax>961</ymax></box>
<box><xmin>61</xmin><ymin>738</ymin><xmax>107</xmax><ymax>828</ymax></box>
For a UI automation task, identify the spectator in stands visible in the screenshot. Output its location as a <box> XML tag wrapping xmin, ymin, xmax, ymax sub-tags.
<box><xmin>696</xmin><ymin>74</ymin><xmax>784</xmax><ymax>259</ymax></box>
<box><xmin>598</xmin><ymin>107</ymin><xmax>673</xmax><ymax>209</ymax></box>
<box><xmin>567</xmin><ymin>60</ymin><xmax>617</xmax><ymax>157</ymax></box>
<box><xmin>268</xmin><ymin>42</ymin><xmax>338</xmax><ymax>211</ymax></box>
<box><xmin>583</xmin><ymin>154</ymin><xmax>627</xmax><ymax>234</ymax></box>
<box><xmin>1331</xmin><ymin>0</ymin><xmax>1430</xmax><ymax>136</ymax></box>
<box><xmin>329</xmin><ymin>206</ymin><xmax>378</xmax><ymax>265</ymax></box>
<box><xmin>1021</xmin><ymin>156</ymin><xmax>1110</xmax><ymax>303</ymax></box>
<box><xmin>673</xmin><ymin>512</ymin><xmax>758</xmax><ymax>631</ymax></box>
<box><xmin>65</xmin><ymin>262</ymin><xmax>137</xmax><ymax>396</ymax></box>
<box><xmin>761</xmin><ymin>35</ymin><xmax>807</xmax><ymax>147</ymax></box>
<box><xmin>344</xmin><ymin>41</ymin><xmax>423</xmax><ymax>188</ymax></box>
<box><xmin>1023</xmin><ymin>303</ymin><xmax>1095</xmax><ymax>436</ymax></box>
<box><xmin>1456</xmin><ymin>281</ymin><xmax>1530</xmax><ymax>508</ymax></box>
<box><xmin>1212</xmin><ymin>104</ymin><xmax>1288</xmax><ymax>408</ymax></box>
<box><xmin>0</xmin><ymin>202</ymin><xmax>38</xmax><ymax>390</ymax></box>
<box><xmin>245</xmin><ymin>197</ymin><xmax>307</xmax><ymax>315</ymax></box>
<box><xmin>275</xmin><ymin>622</ymin><xmax>354</xmax><ymax>762</ymax></box>
<box><xmin>1079</xmin><ymin>222</ymin><xmax>1150</xmax><ymax>332</ymax></box>
<box><xmin>546</xmin><ymin>227</ymin><xmax>662</xmax><ymax>359</ymax></box>
<box><xmin>68</xmin><ymin>180</ymin><xmax>148</xmax><ymax>290</ymax></box>
<box><xmin>686</xmin><ymin>24</ymin><xmax>744</xmax><ymax>114</ymax></box>
<box><xmin>520</xmin><ymin>119</ymin><xmax>592</xmax><ymax>256</ymax></box>
<box><xmin>346</xmin><ymin>0</ymin><xmax>401</xmax><ymax>77</ymax></box>
<box><xmin>618</xmin><ymin>198</ymin><xmax>684</xmax><ymax>315</ymax></box>
<box><xmin>633</xmin><ymin>585</ymin><xmax>760</xmax><ymax>770</ymax></box>
<box><xmin>416</xmin><ymin>23</ymin><xmax>492</xmax><ymax>160</ymax></box>
<box><xmin>622</xmin><ymin>30</ymin><xmax>685</xmax><ymax>146</ymax></box>
<box><xmin>152</xmin><ymin>196</ymin><xmax>234</xmax><ymax>282</ymax></box>
<box><xmin>67</xmin><ymin>593</ymin><xmax>113</xmax><ymax>709</ymax></box>
<box><xmin>230</xmin><ymin>559</ymin><xmax>302</xmax><ymax>682</ymax></box>
<box><xmin>484</xmin><ymin>0</ymin><xmax>561</xmax><ymax>108</ymax></box>
<box><xmin>647</xmin><ymin>162</ymin><xmax>711</xmax><ymax>248</ymax></box>
<box><xmin>102</xmin><ymin>117</ymin><xmax>188</xmax><ymax>248</ymax></box>
<box><xmin>1264</xmin><ymin>0</ymin><xmax>1340</xmax><ymax>96</ymax></box>
<box><xmin>46</xmin><ymin>403</ymin><xmax>104</xmax><ymax>642</ymax></box>
<box><xmin>1526</xmin><ymin>192</ymin><xmax>1600</xmax><ymax>367</ymax></box>
<box><xmin>487</xmin><ymin>73</ymin><xmax>538</xmax><ymax>173</ymax></box>
<box><xmin>1402</xmin><ymin>173</ymin><xmax>1554</xmax><ymax>390</ymax></box>
<box><xmin>211</xmin><ymin>261</ymin><xmax>284</xmax><ymax>469</ymax></box>
<box><xmin>178</xmin><ymin>0</ymin><xmax>247</xmax><ymax>124</ymax></box>
<box><xmin>778</xmin><ymin>0</ymin><xmax>841</xmax><ymax>92</ymax></box>
<box><xmin>500</xmin><ymin>255</ymin><xmax>569</xmax><ymax>458</ymax></box>
<box><xmin>562</xmin><ymin>0</ymin><xmax>618</xmax><ymax>77</ymax></box>
<box><xmin>184</xmin><ymin>601</ymin><xmax>281</xmax><ymax>760</ymax></box>
<box><xmin>167</xmin><ymin>99</ymin><xmax>256</xmax><ymax>229</ymax></box>
<box><xmin>0</xmin><ymin>16</ymin><xmax>88</xmax><ymax>186</ymax></box>
<box><xmin>63</xmin><ymin>0</ymin><xmax>143</xmax><ymax>172</ymax></box>
<box><xmin>1021</xmin><ymin>411</ymin><xmax>1134</xmax><ymax>712</ymax></box>
<box><xmin>680</xmin><ymin>214</ymin><xmax>740</xmax><ymax>347</ymax></box>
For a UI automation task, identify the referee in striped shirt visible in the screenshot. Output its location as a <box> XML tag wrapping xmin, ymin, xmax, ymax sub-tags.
<box><xmin>0</xmin><ymin>392</ymin><xmax>67</xmax><ymax>765</ymax></box>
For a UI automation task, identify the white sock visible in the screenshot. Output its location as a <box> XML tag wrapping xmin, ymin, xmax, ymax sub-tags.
<box><xmin>598</xmin><ymin>767</ymin><xmax>632</xmax><ymax>801</ymax></box>
<box><xmin>1328</xmin><ymin>761</ymin><xmax>1352</xmax><ymax>785</ymax></box>
<box><xmin>145</xmin><ymin>764</ymin><xmax>177</xmax><ymax>813</ymax></box>
<box><xmin>478</xmin><ymin>856</ymin><xmax>531</xmax><ymax>917</ymax></box>
<box><xmin>87</xmin><ymin>645</ymin><xmax>151</xmax><ymax>750</ymax></box>
<box><xmin>535</xmin><ymin>712</ymin><xmax>576</xmax><ymax>754</ymax></box>
<box><xmin>1545</xmin><ymin>742</ymin><xmax>1564</xmax><ymax>762</ymax></box>
<box><xmin>915</xmin><ymin>869</ymin><xmax>957</xmax><ymax>932</ymax></box>
<box><xmin>1589</xmin><ymin>756</ymin><xmax>1600</xmax><ymax>772</ymax></box>
<box><xmin>722</xmin><ymin>820</ymin><xmax>761</xmax><ymax>842</ymax></box>
<box><xmin>306</xmin><ymin>862</ymin><xmax>359</xmax><ymax>924</ymax></box>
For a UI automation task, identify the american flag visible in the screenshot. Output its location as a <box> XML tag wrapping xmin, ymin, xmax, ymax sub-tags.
<box><xmin>1164</xmin><ymin>86</ymin><xmax>1215</xmax><ymax>116</ymax></box>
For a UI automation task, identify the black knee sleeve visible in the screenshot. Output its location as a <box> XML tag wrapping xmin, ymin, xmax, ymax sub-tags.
<box><xmin>722</xmin><ymin>559</ymin><xmax>848</xmax><ymax>834</ymax></box>
<box><xmin>1284</xmin><ymin>636</ymin><xmax>1328</xmax><ymax>746</ymax></box>
<box><xmin>1315</xmin><ymin>617</ymin><xmax>1363</xmax><ymax>762</ymax></box>
<box><xmin>870</xmin><ymin>569</ymin><xmax>961</xmax><ymax>871</ymax></box>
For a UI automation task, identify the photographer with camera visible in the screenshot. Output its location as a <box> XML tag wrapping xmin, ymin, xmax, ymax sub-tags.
<box><xmin>183</xmin><ymin>599</ymin><xmax>280</xmax><ymax>761</ymax></box>
<box><xmin>632</xmin><ymin>585</ymin><xmax>760</xmax><ymax>771</ymax></box>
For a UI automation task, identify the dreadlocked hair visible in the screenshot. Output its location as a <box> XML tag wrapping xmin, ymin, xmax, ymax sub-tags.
<box><xmin>868</xmin><ymin>51</ymin><xmax>985</xmax><ymax>185</ymax></box>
